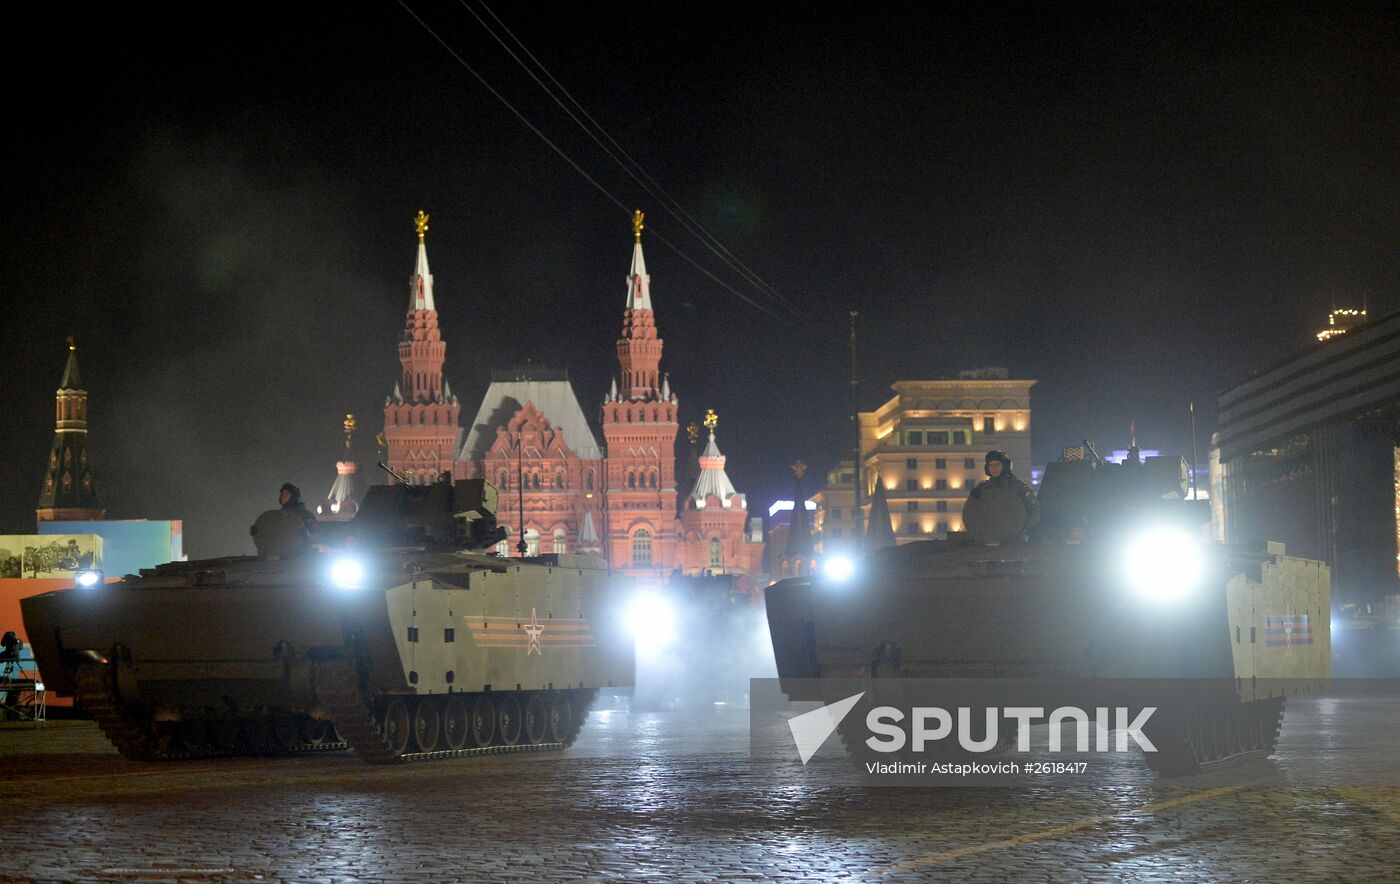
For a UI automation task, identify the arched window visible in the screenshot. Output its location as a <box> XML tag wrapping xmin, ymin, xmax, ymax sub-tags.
<box><xmin>524</xmin><ymin>528</ymin><xmax>540</xmax><ymax>557</ymax></box>
<box><xmin>649</xmin><ymin>470</ymin><xmax>658</xmax><ymax>489</ymax></box>
<box><xmin>632</xmin><ymin>529</ymin><xmax>652</xmax><ymax>565</ymax></box>
<box><xmin>709</xmin><ymin>538</ymin><xmax>722</xmax><ymax>567</ymax></box>
<box><xmin>497</xmin><ymin>470</ymin><xmax>509</xmax><ymax>489</ymax></box>
<box><xmin>627</xmin><ymin>471</ymin><xmax>636</xmax><ymax>489</ymax></box>
<box><xmin>585</xmin><ymin>470</ymin><xmax>594</xmax><ymax>491</ymax></box>
<box><xmin>553</xmin><ymin>528</ymin><xmax>567</xmax><ymax>555</ymax></box>
<box><xmin>555</xmin><ymin>469</ymin><xmax>566</xmax><ymax>489</ymax></box>
<box><xmin>496</xmin><ymin>528</ymin><xmax>512</xmax><ymax>557</ymax></box>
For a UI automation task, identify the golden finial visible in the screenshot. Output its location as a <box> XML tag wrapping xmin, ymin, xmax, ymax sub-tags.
<box><xmin>631</xmin><ymin>209</ymin><xmax>645</xmax><ymax>242</ymax></box>
<box><xmin>414</xmin><ymin>210</ymin><xmax>430</xmax><ymax>243</ymax></box>
<box><xmin>375</xmin><ymin>431</ymin><xmax>386</xmax><ymax>450</ymax></box>
<box><xmin>704</xmin><ymin>408</ymin><xmax>718</xmax><ymax>430</ymax></box>
<box><xmin>67</xmin><ymin>336</ymin><xmax>76</xmax><ymax>351</ymax></box>
<box><xmin>686</xmin><ymin>422</ymin><xmax>699</xmax><ymax>444</ymax></box>
<box><xmin>344</xmin><ymin>413</ymin><xmax>357</xmax><ymax>435</ymax></box>
<box><xmin>791</xmin><ymin>461</ymin><xmax>808</xmax><ymax>479</ymax></box>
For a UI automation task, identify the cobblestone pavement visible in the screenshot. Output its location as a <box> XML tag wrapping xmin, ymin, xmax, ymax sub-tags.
<box><xmin>1</xmin><ymin>692</ymin><xmax>1397</xmax><ymax>882</ymax></box>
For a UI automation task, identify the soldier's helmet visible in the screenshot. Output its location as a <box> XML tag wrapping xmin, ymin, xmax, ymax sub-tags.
<box><xmin>984</xmin><ymin>450</ymin><xmax>1013</xmax><ymax>476</ymax></box>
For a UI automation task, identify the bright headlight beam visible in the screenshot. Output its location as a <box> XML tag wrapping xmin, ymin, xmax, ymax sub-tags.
<box><xmin>329</xmin><ymin>557</ymin><xmax>366</xmax><ymax>590</ymax></box>
<box><xmin>823</xmin><ymin>555</ymin><xmax>856</xmax><ymax>581</ymax></box>
<box><xmin>75</xmin><ymin>569</ymin><xmax>102</xmax><ymax>588</ymax></box>
<box><xmin>626</xmin><ymin>593</ymin><xmax>676</xmax><ymax>648</ymax></box>
<box><xmin>1123</xmin><ymin>527</ymin><xmax>1204</xmax><ymax>601</ymax></box>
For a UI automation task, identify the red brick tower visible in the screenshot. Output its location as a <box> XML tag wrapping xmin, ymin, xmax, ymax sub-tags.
<box><xmin>678</xmin><ymin>409</ymin><xmax>764</xmax><ymax>581</ymax></box>
<box><xmin>601</xmin><ymin>211</ymin><xmax>679</xmax><ymax>581</ymax></box>
<box><xmin>384</xmin><ymin>211</ymin><xmax>461</xmax><ymax>484</ymax></box>
<box><xmin>37</xmin><ymin>337</ymin><xmax>105</xmax><ymax>522</ymax></box>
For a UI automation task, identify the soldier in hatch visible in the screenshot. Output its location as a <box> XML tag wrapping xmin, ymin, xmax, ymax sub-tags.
<box><xmin>967</xmin><ymin>450</ymin><xmax>1039</xmax><ymax>529</ymax></box>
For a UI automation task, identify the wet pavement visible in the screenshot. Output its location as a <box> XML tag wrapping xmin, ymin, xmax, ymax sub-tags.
<box><xmin>1</xmin><ymin>691</ymin><xmax>1398</xmax><ymax>881</ymax></box>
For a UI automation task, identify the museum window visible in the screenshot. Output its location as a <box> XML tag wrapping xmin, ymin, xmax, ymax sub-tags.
<box><xmin>553</xmin><ymin>528</ymin><xmax>567</xmax><ymax>555</ymax></box>
<box><xmin>632</xmin><ymin>529</ymin><xmax>652</xmax><ymax>565</ymax></box>
<box><xmin>524</xmin><ymin>529</ymin><xmax>540</xmax><ymax>557</ymax></box>
<box><xmin>709</xmin><ymin>537</ymin><xmax>722</xmax><ymax>567</ymax></box>
<box><xmin>585</xmin><ymin>470</ymin><xmax>595</xmax><ymax>491</ymax></box>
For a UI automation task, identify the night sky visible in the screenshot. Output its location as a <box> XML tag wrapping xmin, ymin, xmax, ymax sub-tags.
<box><xmin>4</xmin><ymin>3</ymin><xmax>1396</xmax><ymax>556</ymax></box>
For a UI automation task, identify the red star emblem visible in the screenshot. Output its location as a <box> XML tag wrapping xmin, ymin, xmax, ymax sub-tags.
<box><xmin>523</xmin><ymin>607</ymin><xmax>545</xmax><ymax>655</ymax></box>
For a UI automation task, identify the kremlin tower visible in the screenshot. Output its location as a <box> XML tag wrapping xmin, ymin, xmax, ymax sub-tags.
<box><xmin>601</xmin><ymin>211</ymin><xmax>679</xmax><ymax>582</ymax></box>
<box><xmin>37</xmin><ymin>338</ymin><xmax>104</xmax><ymax>523</ymax></box>
<box><xmin>383</xmin><ymin>211</ymin><xmax>461</xmax><ymax>484</ymax></box>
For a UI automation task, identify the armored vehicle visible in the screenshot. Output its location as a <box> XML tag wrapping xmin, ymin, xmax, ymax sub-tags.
<box><xmin>766</xmin><ymin>448</ymin><xmax>1331</xmax><ymax>775</ymax></box>
<box><xmin>22</xmin><ymin>478</ymin><xmax>633</xmax><ymax>763</ymax></box>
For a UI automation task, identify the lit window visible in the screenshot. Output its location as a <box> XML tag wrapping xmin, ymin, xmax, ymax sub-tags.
<box><xmin>524</xmin><ymin>529</ymin><xmax>540</xmax><ymax>557</ymax></box>
<box><xmin>553</xmin><ymin>528</ymin><xmax>567</xmax><ymax>555</ymax></box>
<box><xmin>633</xmin><ymin>529</ymin><xmax>652</xmax><ymax>565</ymax></box>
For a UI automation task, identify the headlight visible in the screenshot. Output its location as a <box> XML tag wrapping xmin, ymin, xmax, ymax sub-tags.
<box><xmin>75</xmin><ymin>569</ymin><xmax>103</xmax><ymax>588</ymax></box>
<box><xmin>823</xmin><ymin>555</ymin><xmax>856</xmax><ymax>581</ymax></box>
<box><xmin>1122</xmin><ymin>527</ymin><xmax>1204</xmax><ymax>600</ymax></box>
<box><xmin>626</xmin><ymin>593</ymin><xmax>676</xmax><ymax>647</ymax></box>
<box><xmin>328</xmin><ymin>557</ymin><xmax>366</xmax><ymax>590</ymax></box>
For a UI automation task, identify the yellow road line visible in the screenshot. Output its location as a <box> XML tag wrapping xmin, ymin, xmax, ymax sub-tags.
<box><xmin>873</xmin><ymin>779</ymin><xmax>1272</xmax><ymax>877</ymax></box>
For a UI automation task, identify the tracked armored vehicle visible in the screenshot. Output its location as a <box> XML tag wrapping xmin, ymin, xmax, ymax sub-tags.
<box><xmin>766</xmin><ymin>449</ymin><xmax>1331</xmax><ymax>775</ymax></box>
<box><xmin>22</xmin><ymin>478</ymin><xmax>633</xmax><ymax>763</ymax></box>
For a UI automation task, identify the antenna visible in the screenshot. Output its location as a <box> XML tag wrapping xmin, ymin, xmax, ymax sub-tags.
<box><xmin>1188</xmin><ymin>402</ymin><xmax>1200</xmax><ymax>501</ymax></box>
<box><xmin>850</xmin><ymin>310</ymin><xmax>863</xmax><ymax>544</ymax></box>
<box><xmin>378</xmin><ymin>462</ymin><xmax>410</xmax><ymax>486</ymax></box>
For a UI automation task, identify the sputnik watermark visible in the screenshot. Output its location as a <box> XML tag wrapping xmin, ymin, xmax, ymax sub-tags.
<box><xmin>787</xmin><ymin>692</ymin><xmax>1156</xmax><ymax>766</ymax></box>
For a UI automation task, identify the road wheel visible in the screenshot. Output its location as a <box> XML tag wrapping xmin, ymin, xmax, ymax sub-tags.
<box><xmin>442</xmin><ymin>696</ymin><xmax>469</xmax><ymax>751</ymax></box>
<box><xmin>413</xmin><ymin>698</ymin><xmax>442</xmax><ymax>752</ymax></box>
<box><xmin>546</xmin><ymin>694</ymin><xmax>573</xmax><ymax>744</ymax></box>
<box><xmin>496</xmin><ymin>693</ymin><xmax>523</xmax><ymax>746</ymax></box>
<box><xmin>523</xmin><ymin>693</ymin><xmax>548</xmax><ymax>745</ymax></box>
<box><xmin>378</xmin><ymin>698</ymin><xmax>412</xmax><ymax>756</ymax></box>
<box><xmin>469</xmin><ymin>694</ymin><xmax>496</xmax><ymax>747</ymax></box>
<box><xmin>301</xmin><ymin>717</ymin><xmax>333</xmax><ymax>746</ymax></box>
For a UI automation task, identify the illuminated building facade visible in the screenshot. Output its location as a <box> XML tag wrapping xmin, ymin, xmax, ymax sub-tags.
<box><xmin>852</xmin><ymin>370</ymin><xmax>1035</xmax><ymax>542</ymax></box>
<box><xmin>1213</xmin><ymin>308</ymin><xmax>1400</xmax><ymax>607</ymax></box>
<box><xmin>381</xmin><ymin>212</ymin><xmax>760</xmax><ymax>582</ymax></box>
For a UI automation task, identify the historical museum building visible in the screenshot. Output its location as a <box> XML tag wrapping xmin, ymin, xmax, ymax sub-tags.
<box><xmin>382</xmin><ymin>211</ymin><xmax>762</xmax><ymax>583</ymax></box>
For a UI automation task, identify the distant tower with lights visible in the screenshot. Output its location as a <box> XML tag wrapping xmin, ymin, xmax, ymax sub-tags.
<box><xmin>1316</xmin><ymin>306</ymin><xmax>1368</xmax><ymax>342</ymax></box>
<box><xmin>777</xmin><ymin>461</ymin><xmax>817</xmax><ymax>578</ymax></box>
<box><xmin>601</xmin><ymin>211</ymin><xmax>679</xmax><ymax>581</ymax></box>
<box><xmin>384</xmin><ymin>211</ymin><xmax>461</xmax><ymax>484</ymax></box>
<box><xmin>318</xmin><ymin>414</ymin><xmax>360</xmax><ymax>521</ymax></box>
<box><xmin>37</xmin><ymin>338</ymin><xmax>105</xmax><ymax>523</ymax></box>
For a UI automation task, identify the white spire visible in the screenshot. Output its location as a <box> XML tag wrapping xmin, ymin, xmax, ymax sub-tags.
<box><xmin>392</xmin><ymin>381</ymin><xmax>404</xmax><ymax>404</ymax></box>
<box><xmin>690</xmin><ymin>429</ymin><xmax>739</xmax><ymax>508</ymax></box>
<box><xmin>661</xmin><ymin>373</ymin><xmax>671</xmax><ymax>400</ymax></box>
<box><xmin>609</xmin><ymin>377</ymin><xmax>618</xmax><ymax>401</ymax></box>
<box><xmin>625</xmin><ymin>240</ymin><xmax>651</xmax><ymax>311</ymax></box>
<box><xmin>409</xmin><ymin>240</ymin><xmax>435</xmax><ymax>312</ymax></box>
